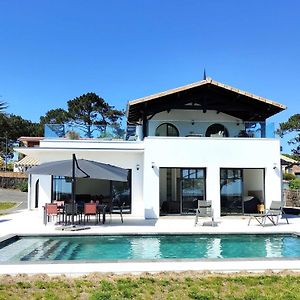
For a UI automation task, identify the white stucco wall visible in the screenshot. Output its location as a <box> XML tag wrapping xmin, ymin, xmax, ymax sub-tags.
<box><xmin>28</xmin><ymin>174</ymin><xmax>52</xmax><ymax>210</ymax></box>
<box><xmin>21</xmin><ymin>140</ymin><xmax>144</xmax><ymax>218</ymax></box>
<box><xmin>143</xmin><ymin>137</ymin><xmax>281</xmax><ymax>219</ymax></box>
<box><xmin>38</xmin><ymin>175</ymin><xmax>52</xmax><ymax>209</ymax></box>
<box><xmin>20</xmin><ymin>136</ymin><xmax>281</xmax><ymax>220</ymax></box>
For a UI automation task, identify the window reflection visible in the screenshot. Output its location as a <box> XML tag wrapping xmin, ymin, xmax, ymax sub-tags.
<box><xmin>52</xmin><ymin>176</ymin><xmax>72</xmax><ymax>202</ymax></box>
<box><xmin>155</xmin><ymin>123</ymin><xmax>179</xmax><ymax>137</ymax></box>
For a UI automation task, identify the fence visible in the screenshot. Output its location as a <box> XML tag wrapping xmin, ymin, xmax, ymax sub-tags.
<box><xmin>283</xmin><ymin>189</ymin><xmax>300</xmax><ymax>207</ymax></box>
<box><xmin>0</xmin><ymin>172</ymin><xmax>27</xmax><ymax>189</ymax></box>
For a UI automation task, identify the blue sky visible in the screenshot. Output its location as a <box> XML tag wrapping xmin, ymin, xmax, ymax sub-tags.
<box><xmin>0</xmin><ymin>0</ymin><xmax>299</xmax><ymax>151</ymax></box>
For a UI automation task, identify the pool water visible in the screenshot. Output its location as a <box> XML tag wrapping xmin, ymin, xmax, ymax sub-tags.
<box><xmin>0</xmin><ymin>234</ymin><xmax>300</xmax><ymax>262</ymax></box>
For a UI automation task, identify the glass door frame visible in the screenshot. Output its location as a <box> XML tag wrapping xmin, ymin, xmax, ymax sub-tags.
<box><xmin>179</xmin><ymin>168</ymin><xmax>206</xmax><ymax>215</ymax></box>
<box><xmin>159</xmin><ymin>167</ymin><xmax>206</xmax><ymax>216</ymax></box>
<box><xmin>220</xmin><ymin>168</ymin><xmax>266</xmax><ymax>215</ymax></box>
<box><xmin>220</xmin><ymin>168</ymin><xmax>244</xmax><ymax>215</ymax></box>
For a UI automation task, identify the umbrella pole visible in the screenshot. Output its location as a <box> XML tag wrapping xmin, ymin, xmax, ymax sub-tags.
<box><xmin>71</xmin><ymin>154</ymin><xmax>76</xmax><ymax>225</ymax></box>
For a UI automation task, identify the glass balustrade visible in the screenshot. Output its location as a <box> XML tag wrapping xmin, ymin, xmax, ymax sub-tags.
<box><xmin>44</xmin><ymin>121</ymin><xmax>276</xmax><ymax>140</ymax></box>
<box><xmin>44</xmin><ymin>123</ymin><xmax>125</xmax><ymax>139</ymax></box>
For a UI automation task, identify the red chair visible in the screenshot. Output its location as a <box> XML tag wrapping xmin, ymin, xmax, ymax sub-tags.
<box><xmin>53</xmin><ymin>200</ymin><xmax>65</xmax><ymax>223</ymax></box>
<box><xmin>83</xmin><ymin>203</ymin><xmax>98</xmax><ymax>224</ymax></box>
<box><xmin>45</xmin><ymin>203</ymin><xmax>58</xmax><ymax>224</ymax></box>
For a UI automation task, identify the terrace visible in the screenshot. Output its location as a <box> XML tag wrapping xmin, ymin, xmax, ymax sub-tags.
<box><xmin>44</xmin><ymin>121</ymin><xmax>277</xmax><ymax>141</ymax></box>
<box><xmin>1</xmin><ymin>209</ymin><xmax>300</xmax><ymax>275</ymax></box>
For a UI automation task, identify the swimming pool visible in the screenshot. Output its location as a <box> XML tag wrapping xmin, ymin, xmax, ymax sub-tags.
<box><xmin>0</xmin><ymin>234</ymin><xmax>300</xmax><ymax>262</ymax></box>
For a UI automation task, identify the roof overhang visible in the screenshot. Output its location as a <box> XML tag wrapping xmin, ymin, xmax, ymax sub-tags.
<box><xmin>18</xmin><ymin>137</ymin><xmax>44</xmax><ymax>142</ymax></box>
<box><xmin>127</xmin><ymin>78</ymin><xmax>286</xmax><ymax>123</ymax></box>
<box><xmin>15</xmin><ymin>156</ymin><xmax>40</xmax><ymax>167</ymax></box>
<box><xmin>281</xmin><ymin>154</ymin><xmax>300</xmax><ymax>166</ymax></box>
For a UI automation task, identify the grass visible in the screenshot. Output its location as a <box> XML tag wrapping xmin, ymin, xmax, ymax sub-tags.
<box><xmin>0</xmin><ymin>272</ymin><xmax>299</xmax><ymax>299</ymax></box>
<box><xmin>0</xmin><ymin>202</ymin><xmax>16</xmax><ymax>215</ymax></box>
<box><xmin>0</xmin><ymin>202</ymin><xmax>16</xmax><ymax>211</ymax></box>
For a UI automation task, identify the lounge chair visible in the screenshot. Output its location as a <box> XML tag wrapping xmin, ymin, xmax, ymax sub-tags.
<box><xmin>194</xmin><ymin>200</ymin><xmax>215</xmax><ymax>226</ymax></box>
<box><xmin>247</xmin><ymin>201</ymin><xmax>289</xmax><ymax>226</ymax></box>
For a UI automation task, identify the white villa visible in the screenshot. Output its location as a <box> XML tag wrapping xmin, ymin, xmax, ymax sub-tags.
<box><xmin>17</xmin><ymin>77</ymin><xmax>286</xmax><ymax>219</ymax></box>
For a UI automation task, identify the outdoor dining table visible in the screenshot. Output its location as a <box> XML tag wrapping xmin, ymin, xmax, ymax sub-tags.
<box><xmin>69</xmin><ymin>203</ymin><xmax>108</xmax><ymax>225</ymax></box>
<box><xmin>43</xmin><ymin>203</ymin><xmax>108</xmax><ymax>225</ymax></box>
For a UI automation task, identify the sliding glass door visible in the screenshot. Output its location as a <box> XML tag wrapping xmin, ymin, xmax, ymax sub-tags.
<box><xmin>159</xmin><ymin>168</ymin><xmax>206</xmax><ymax>215</ymax></box>
<box><xmin>220</xmin><ymin>168</ymin><xmax>265</xmax><ymax>215</ymax></box>
<box><xmin>220</xmin><ymin>169</ymin><xmax>243</xmax><ymax>215</ymax></box>
<box><xmin>181</xmin><ymin>169</ymin><xmax>206</xmax><ymax>214</ymax></box>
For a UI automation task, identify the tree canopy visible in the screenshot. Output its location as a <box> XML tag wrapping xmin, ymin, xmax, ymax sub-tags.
<box><xmin>67</xmin><ymin>93</ymin><xmax>124</xmax><ymax>138</ymax></box>
<box><xmin>40</xmin><ymin>108</ymin><xmax>70</xmax><ymax>125</ymax></box>
<box><xmin>41</xmin><ymin>92</ymin><xmax>125</xmax><ymax>138</ymax></box>
<box><xmin>0</xmin><ymin>101</ymin><xmax>8</xmax><ymax>113</ymax></box>
<box><xmin>277</xmin><ymin>114</ymin><xmax>300</xmax><ymax>159</ymax></box>
<box><xmin>40</xmin><ymin>108</ymin><xmax>70</xmax><ymax>138</ymax></box>
<box><xmin>0</xmin><ymin>113</ymin><xmax>41</xmax><ymax>162</ymax></box>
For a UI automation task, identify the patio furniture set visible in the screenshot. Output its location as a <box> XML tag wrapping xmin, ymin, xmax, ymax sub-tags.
<box><xmin>44</xmin><ymin>200</ymin><xmax>124</xmax><ymax>226</ymax></box>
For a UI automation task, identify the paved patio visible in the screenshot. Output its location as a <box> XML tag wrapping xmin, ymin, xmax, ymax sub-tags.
<box><xmin>1</xmin><ymin>209</ymin><xmax>300</xmax><ymax>275</ymax></box>
<box><xmin>1</xmin><ymin>209</ymin><xmax>300</xmax><ymax>237</ymax></box>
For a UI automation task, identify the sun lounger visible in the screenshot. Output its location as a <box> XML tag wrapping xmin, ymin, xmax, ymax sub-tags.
<box><xmin>247</xmin><ymin>201</ymin><xmax>289</xmax><ymax>226</ymax></box>
<box><xmin>195</xmin><ymin>200</ymin><xmax>215</xmax><ymax>226</ymax></box>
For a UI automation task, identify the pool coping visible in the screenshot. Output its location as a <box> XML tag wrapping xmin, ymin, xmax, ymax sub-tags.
<box><xmin>1</xmin><ymin>232</ymin><xmax>300</xmax><ymax>275</ymax></box>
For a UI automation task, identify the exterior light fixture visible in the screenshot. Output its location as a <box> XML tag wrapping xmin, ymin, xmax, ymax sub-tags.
<box><xmin>136</xmin><ymin>164</ymin><xmax>140</xmax><ymax>170</ymax></box>
<box><xmin>191</xmin><ymin>120</ymin><xmax>195</xmax><ymax>125</ymax></box>
<box><xmin>273</xmin><ymin>163</ymin><xmax>278</xmax><ymax>170</ymax></box>
<box><xmin>151</xmin><ymin>162</ymin><xmax>155</xmax><ymax>169</ymax></box>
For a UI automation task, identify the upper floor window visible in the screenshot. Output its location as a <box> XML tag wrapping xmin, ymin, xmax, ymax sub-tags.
<box><xmin>205</xmin><ymin>123</ymin><xmax>229</xmax><ymax>137</ymax></box>
<box><xmin>155</xmin><ymin>123</ymin><xmax>179</xmax><ymax>137</ymax></box>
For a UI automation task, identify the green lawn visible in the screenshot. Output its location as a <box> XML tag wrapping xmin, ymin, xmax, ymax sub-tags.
<box><xmin>0</xmin><ymin>202</ymin><xmax>16</xmax><ymax>211</ymax></box>
<box><xmin>0</xmin><ymin>273</ymin><xmax>299</xmax><ymax>300</ymax></box>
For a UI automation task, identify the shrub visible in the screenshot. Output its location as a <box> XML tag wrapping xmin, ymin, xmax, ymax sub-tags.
<box><xmin>289</xmin><ymin>178</ymin><xmax>300</xmax><ymax>190</ymax></box>
<box><xmin>6</xmin><ymin>162</ymin><xmax>14</xmax><ymax>172</ymax></box>
<box><xmin>66</xmin><ymin>130</ymin><xmax>80</xmax><ymax>139</ymax></box>
<box><xmin>17</xmin><ymin>180</ymin><xmax>28</xmax><ymax>192</ymax></box>
<box><xmin>283</xmin><ymin>173</ymin><xmax>296</xmax><ymax>181</ymax></box>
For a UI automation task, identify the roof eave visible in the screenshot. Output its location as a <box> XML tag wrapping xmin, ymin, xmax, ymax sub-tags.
<box><xmin>126</xmin><ymin>78</ymin><xmax>286</xmax><ymax>123</ymax></box>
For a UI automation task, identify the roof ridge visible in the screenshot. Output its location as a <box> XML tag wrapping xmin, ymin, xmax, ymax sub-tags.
<box><xmin>127</xmin><ymin>78</ymin><xmax>286</xmax><ymax>110</ymax></box>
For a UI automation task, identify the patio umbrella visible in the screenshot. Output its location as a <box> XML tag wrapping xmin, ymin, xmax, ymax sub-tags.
<box><xmin>27</xmin><ymin>154</ymin><xmax>128</xmax><ymax>224</ymax></box>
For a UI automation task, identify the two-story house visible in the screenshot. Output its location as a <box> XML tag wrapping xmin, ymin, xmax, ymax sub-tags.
<box><xmin>17</xmin><ymin>77</ymin><xmax>286</xmax><ymax>218</ymax></box>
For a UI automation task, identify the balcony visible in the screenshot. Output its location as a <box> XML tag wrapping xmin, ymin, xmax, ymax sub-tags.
<box><xmin>44</xmin><ymin>123</ymin><xmax>125</xmax><ymax>140</ymax></box>
<box><xmin>149</xmin><ymin>121</ymin><xmax>276</xmax><ymax>139</ymax></box>
<box><xmin>44</xmin><ymin>121</ymin><xmax>277</xmax><ymax>141</ymax></box>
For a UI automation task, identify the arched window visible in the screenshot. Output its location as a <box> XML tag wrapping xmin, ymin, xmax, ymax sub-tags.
<box><xmin>155</xmin><ymin>123</ymin><xmax>179</xmax><ymax>137</ymax></box>
<box><xmin>205</xmin><ymin>123</ymin><xmax>229</xmax><ymax>137</ymax></box>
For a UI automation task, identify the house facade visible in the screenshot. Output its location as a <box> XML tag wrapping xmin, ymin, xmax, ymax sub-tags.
<box><xmin>13</xmin><ymin>137</ymin><xmax>42</xmax><ymax>172</ymax></box>
<box><xmin>17</xmin><ymin>77</ymin><xmax>286</xmax><ymax>219</ymax></box>
<box><xmin>281</xmin><ymin>155</ymin><xmax>300</xmax><ymax>178</ymax></box>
